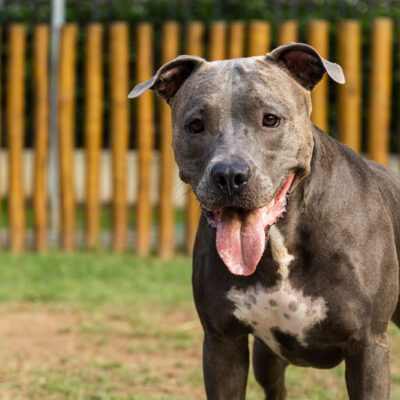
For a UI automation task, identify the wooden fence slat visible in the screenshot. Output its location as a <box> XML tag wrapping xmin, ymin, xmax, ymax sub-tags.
<box><xmin>33</xmin><ymin>24</ymin><xmax>49</xmax><ymax>251</ymax></box>
<box><xmin>248</xmin><ymin>20</ymin><xmax>271</xmax><ymax>56</ymax></box>
<box><xmin>307</xmin><ymin>20</ymin><xmax>329</xmax><ymax>132</ymax></box>
<box><xmin>278</xmin><ymin>20</ymin><xmax>298</xmax><ymax>45</ymax></box>
<box><xmin>187</xmin><ymin>21</ymin><xmax>204</xmax><ymax>56</ymax></box>
<box><xmin>368</xmin><ymin>18</ymin><xmax>393</xmax><ymax>165</ymax></box>
<box><xmin>7</xmin><ymin>24</ymin><xmax>26</xmax><ymax>253</ymax></box>
<box><xmin>58</xmin><ymin>24</ymin><xmax>78</xmax><ymax>251</ymax></box>
<box><xmin>209</xmin><ymin>21</ymin><xmax>226</xmax><ymax>61</ymax></box>
<box><xmin>110</xmin><ymin>22</ymin><xmax>129</xmax><ymax>252</ymax></box>
<box><xmin>85</xmin><ymin>23</ymin><xmax>103</xmax><ymax>249</ymax></box>
<box><xmin>229</xmin><ymin>21</ymin><xmax>245</xmax><ymax>58</ymax></box>
<box><xmin>185</xmin><ymin>21</ymin><xmax>204</xmax><ymax>255</ymax></box>
<box><xmin>136</xmin><ymin>23</ymin><xmax>154</xmax><ymax>256</ymax></box>
<box><xmin>159</xmin><ymin>21</ymin><xmax>179</xmax><ymax>259</ymax></box>
<box><xmin>338</xmin><ymin>20</ymin><xmax>362</xmax><ymax>152</ymax></box>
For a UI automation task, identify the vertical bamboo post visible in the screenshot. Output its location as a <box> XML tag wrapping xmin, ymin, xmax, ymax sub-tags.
<box><xmin>7</xmin><ymin>24</ymin><xmax>26</xmax><ymax>253</ymax></box>
<box><xmin>110</xmin><ymin>22</ymin><xmax>129</xmax><ymax>251</ymax></box>
<box><xmin>338</xmin><ymin>20</ymin><xmax>361</xmax><ymax>152</ymax></box>
<box><xmin>58</xmin><ymin>24</ymin><xmax>78</xmax><ymax>251</ymax></box>
<box><xmin>33</xmin><ymin>24</ymin><xmax>49</xmax><ymax>251</ymax></box>
<box><xmin>85</xmin><ymin>23</ymin><xmax>103</xmax><ymax>249</ymax></box>
<box><xmin>307</xmin><ymin>20</ymin><xmax>329</xmax><ymax>132</ymax></box>
<box><xmin>159</xmin><ymin>21</ymin><xmax>179</xmax><ymax>259</ymax></box>
<box><xmin>228</xmin><ymin>21</ymin><xmax>245</xmax><ymax>58</ymax></box>
<box><xmin>185</xmin><ymin>21</ymin><xmax>204</xmax><ymax>254</ymax></box>
<box><xmin>248</xmin><ymin>20</ymin><xmax>271</xmax><ymax>56</ymax></box>
<box><xmin>278</xmin><ymin>20</ymin><xmax>298</xmax><ymax>45</ymax></box>
<box><xmin>368</xmin><ymin>18</ymin><xmax>393</xmax><ymax>165</ymax></box>
<box><xmin>136</xmin><ymin>23</ymin><xmax>154</xmax><ymax>256</ymax></box>
<box><xmin>209</xmin><ymin>21</ymin><xmax>226</xmax><ymax>61</ymax></box>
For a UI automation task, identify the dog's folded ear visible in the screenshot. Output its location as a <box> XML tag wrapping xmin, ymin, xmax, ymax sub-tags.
<box><xmin>128</xmin><ymin>55</ymin><xmax>205</xmax><ymax>102</ymax></box>
<box><xmin>268</xmin><ymin>42</ymin><xmax>345</xmax><ymax>90</ymax></box>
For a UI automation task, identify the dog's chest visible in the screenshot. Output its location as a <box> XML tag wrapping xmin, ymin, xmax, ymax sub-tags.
<box><xmin>227</xmin><ymin>281</ymin><xmax>327</xmax><ymax>358</ymax></box>
<box><xmin>226</xmin><ymin>226</ymin><xmax>328</xmax><ymax>359</ymax></box>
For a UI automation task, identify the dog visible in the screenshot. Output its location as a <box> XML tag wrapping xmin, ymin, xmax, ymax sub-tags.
<box><xmin>129</xmin><ymin>42</ymin><xmax>400</xmax><ymax>399</ymax></box>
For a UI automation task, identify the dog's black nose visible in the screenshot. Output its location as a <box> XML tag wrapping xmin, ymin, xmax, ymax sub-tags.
<box><xmin>211</xmin><ymin>161</ymin><xmax>251</xmax><ymax>195</ymax></box>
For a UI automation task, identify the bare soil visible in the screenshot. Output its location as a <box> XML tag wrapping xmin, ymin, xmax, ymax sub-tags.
<box><xmin>1</xmin><ymin>303</ymin><xmax>400</xmax><ymax>400</ymax></box>
<box><xmin>0</xmin><ymin>303</ymin><xmax>205</xmax><ymax>399</ymax></box>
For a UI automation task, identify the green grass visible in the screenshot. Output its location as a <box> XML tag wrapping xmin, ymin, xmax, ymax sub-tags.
<box><xmin>0</xmin><ymin>252</ymin><xmax>400</xmax><ymax>399</ymax></box>
<box><xmin>0</xmin><ymin>252</ymin><xmax>192</xmax><ymax>306</ymax></box>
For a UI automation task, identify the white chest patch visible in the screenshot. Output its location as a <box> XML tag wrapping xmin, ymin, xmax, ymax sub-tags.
<box><xmin>226</xmin><ymin>226</ymin><xmax>328</xmax><ymax>359</ymax></box>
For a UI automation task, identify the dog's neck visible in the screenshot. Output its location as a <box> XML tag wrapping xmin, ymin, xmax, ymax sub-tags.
<box><xmin>274</xmin><ymin>126</ymin><xmax>341</xmax><ymax>238</ymax></box>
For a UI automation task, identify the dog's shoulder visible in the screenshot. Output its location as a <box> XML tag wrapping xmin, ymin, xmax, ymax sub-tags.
<box><xmin>312</xmin><ymin>126</ymin><xmax>400</xmax><ymax>227</ymax></box>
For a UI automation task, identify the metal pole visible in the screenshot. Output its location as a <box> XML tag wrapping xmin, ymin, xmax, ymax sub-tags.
<box><xmin>49</xmin><ymin>0</ymin><xmax>65</xmax><ymax>243</ymax></box>
<box><xmin>0</xmin><ymin>0</ymin><xmax>3</xmax><ymax>245</ymax></box>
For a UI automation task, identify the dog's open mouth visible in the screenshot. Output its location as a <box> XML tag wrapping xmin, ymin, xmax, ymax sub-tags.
<box><xmin>203</xmin><ymin>172</ymin><xmax>295</xmax><ymax>276</ymax></box>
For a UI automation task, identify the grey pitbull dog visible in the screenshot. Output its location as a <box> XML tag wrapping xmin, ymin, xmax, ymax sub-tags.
<box><xmin>129</xmin><ymin>43</ymin><xmax>400</xmax><ymax>399</ymax></box>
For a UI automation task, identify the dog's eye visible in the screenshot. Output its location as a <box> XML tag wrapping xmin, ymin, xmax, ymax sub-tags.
<box><xmin>263</xmin><ymin>114</ymin><xmax>280</xmax><ymax>128</ymax></box>
<box><xmin>188</xmin><ymin>119</ymin><xmax>204</xmax><ymax>134</ymax></box>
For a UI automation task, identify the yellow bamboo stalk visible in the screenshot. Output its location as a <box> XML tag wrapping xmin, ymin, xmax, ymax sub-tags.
<box><xmin>248</xmin><ymin>20</ymin><xmax>271</xmax><ymax>56</ymax></box>
<box><xmin>110</xmin><ymin>22</ymin><xmax>129</xmax><ymax>251</ymax></box>
<box><xmin>209</xmin><ymin>21</ymin><xmax>226</xmax><ymax>61</ymax></box>
<box><xmin>33</xmin><ymin>24</ymin><xmax>49</xmax><ymax>251</ymax></box>
<box><xmin>159</xmin><ymin>21</ymin><xmax>179</xmax><ymax>259</ymax></box>
<box><xmin>136</xmin><ymin>23</ymin><xmax>154</xmax><ymax>256</ymax></box>
<box><xmin>368</xmin><ymin>18</ymin><xmax>393</xmax><ymax>165</ymax></box>
<box><xmin>278</xmin><ymin>20</ymin><xmax>298</xmax><ymax>45</ymax></box>
<box><xmin>187</xmin><ymin>21</ymin><xmax>204</xmax><ymax>56</ymax></box>
<box><xmin>185</xmin><ymin>21</ymin><xmax>204</xmax><ymax>254</ymax></box>
<box><xmin>85</xmin><ymin>23</ymin><xmax>103</xmax><ymax>248</ymax></box>
<box><xmin>58</xmin><ymin>24</ymin><xmax>78</xmax><ymax>251</ymax></box>
<box><xmin>307</xmin><ymin>19</ymin><xmax>329</xmax><ymax>132</ymax></box>
<box><xmin>229</xmin><ymin>21</ymin><xmax>245</xmax><ymax>58</ymax></box>
<box><xmin>338</xmin><ymin>20</ymin><xmax>361</xmax><ymax>152</ymax></box>
<box><xmin>7</xmin><ymin>24</ymin><xmax>26</xmax><ymax>253</ymax></box>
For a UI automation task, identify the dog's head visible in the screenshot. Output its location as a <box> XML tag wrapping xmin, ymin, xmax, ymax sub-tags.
<box><xmin>129</xmin><ymin>43</ymin><xmax>345</xmax><ymax>276</ymax></box>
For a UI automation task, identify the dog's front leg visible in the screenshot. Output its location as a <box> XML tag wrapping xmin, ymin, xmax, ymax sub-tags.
<box><xmin>203</xmin><ymin>333</ymin><xmax>249</xmax><ymax>400</ymax></box>
<box><xmin>344</xmin><ymin>334</ymin><xmax>390</xmax><ymax>400</ymax></box>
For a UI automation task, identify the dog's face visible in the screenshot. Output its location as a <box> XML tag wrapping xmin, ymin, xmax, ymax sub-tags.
<box><xmin>170</xmin><ymin>56</ymin><xmax>314</xmax><ymax>212</ymax></box>
<box><xmin>130</xmin><ymin>43</ymin><xmax>344</xmax><ymax>275</ymax></box>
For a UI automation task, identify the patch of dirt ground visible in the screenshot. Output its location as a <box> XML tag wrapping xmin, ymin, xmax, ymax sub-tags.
<box><xmin>2</xmin><ymin>304</ymin><xmax>400</xmax><ymax>399</ymax></box>
<box><xmin>0</xmin><ymin>303</ymin><xmax>205</xmax><ymax>399</ymax></box>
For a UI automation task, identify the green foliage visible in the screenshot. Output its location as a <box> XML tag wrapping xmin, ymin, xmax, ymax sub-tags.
<box><xmin>1</xmin><ymin>0</ymin><xmax>398</xmax><ymax>24</ymax></box>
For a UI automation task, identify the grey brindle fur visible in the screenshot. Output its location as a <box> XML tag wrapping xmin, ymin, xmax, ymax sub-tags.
<box><xmin>129</xmin><ymin>43</ymin><xmax>400</xmax><ymax>399</ymax></box>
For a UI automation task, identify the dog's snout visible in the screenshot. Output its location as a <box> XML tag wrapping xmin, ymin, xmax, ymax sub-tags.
<box><xmin>211</xmin><ymin>161</ymin><xmax>251</xmax><ymax>195</ymax></box>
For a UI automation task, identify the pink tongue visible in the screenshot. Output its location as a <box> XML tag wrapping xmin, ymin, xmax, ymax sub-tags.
<box><xmin>215</xmin><ymin>173</ymin><xmax>295</xmax><ymax>276</ymax></box>
<box><xmin>216</xmin><ymin>208</ymin><xmax>265</xmax><ymax>276</ymax></box>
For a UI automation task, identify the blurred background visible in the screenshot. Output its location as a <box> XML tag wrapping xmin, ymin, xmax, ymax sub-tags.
<box><xmin>0</xmin><ymin>0</ymin><xmax>399</xmax><ymax>255</ymax></box>
<box><xmin>1</xmin><ymin>1</ymin><xmax>400</xmax><ymax>399</ymax></box>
